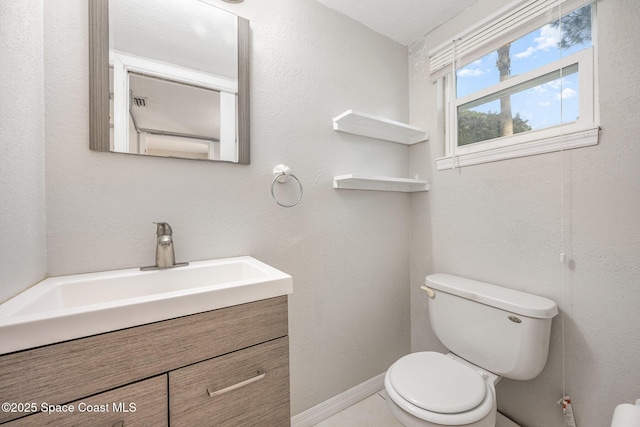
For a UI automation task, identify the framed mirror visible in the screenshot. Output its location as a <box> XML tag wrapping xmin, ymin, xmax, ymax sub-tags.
<box><xmin>89</xmin><ymin>0</ymin><xmax>250</xmax><ymax>164</ymax></box>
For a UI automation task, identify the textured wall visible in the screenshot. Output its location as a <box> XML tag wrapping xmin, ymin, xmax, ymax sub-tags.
<box><xmin>9</xmin><ymin>1</ymin><xmax>637</xmax><ymax>424</ymax></box>
<box><xmin>0</xmin><ymin>0</ymin><xmax>47</xmax><ymax>302</ymax></box>
<box><xmin>40</xmin><ymin>0</ymin><xmax>412</xmax><ymax>414</ymax></box>
<box><xmin>409</xmin><ymin>0</ymin><xmax>640</xmax><ymax>425</ymax></box>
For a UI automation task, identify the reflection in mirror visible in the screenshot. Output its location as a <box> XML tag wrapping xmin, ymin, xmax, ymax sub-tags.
<box><xmin>89</xmin><ymin>0</ymin><xmax>250</xmax><ymax>164</ymax></box>
<box><xmin>124</xmin><ymin>73</ymin><xmax>233</xmax><ymax>160</ymax></box>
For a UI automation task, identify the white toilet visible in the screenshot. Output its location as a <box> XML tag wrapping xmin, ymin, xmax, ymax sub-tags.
<box><xmin>611</xmin><ymin>399</ymin><xmax>640</xmax><ymax>427</ymax></box>
<box><xmin>385</xmin><ymin>274</ymin><xmax>558</xmax><ymax>427</ymax></box>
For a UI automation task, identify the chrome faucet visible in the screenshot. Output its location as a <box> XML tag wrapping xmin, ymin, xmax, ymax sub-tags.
<box><xmin>141</xmin><ymin>222</ymin><xmax>189</xmax><ymax>270</ymax></box>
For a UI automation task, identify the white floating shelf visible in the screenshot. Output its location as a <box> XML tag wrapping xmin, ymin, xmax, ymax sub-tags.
<box><xmin>333</xmin><ymin>174</ymin><xmax>430</xmax><ymax>193</ymax></box>
<box><xmin>333</xmin><ymin>110</ymin><xmax>429</xmax><ymax>145</ymax></box>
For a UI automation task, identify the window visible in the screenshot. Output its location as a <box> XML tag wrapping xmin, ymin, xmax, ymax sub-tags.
<box><xmin>431</xmin><ymin>0</ymin><xmax>599</xmax><ymax>169</ymax></box>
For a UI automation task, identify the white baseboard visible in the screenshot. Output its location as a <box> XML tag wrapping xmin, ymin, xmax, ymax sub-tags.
<box><xmin>291</xmin><ymin>373</ymin><xmax>386</xmax><ymax>427</ymax></box>
<box><xmin>497</xmin><ymin>411</ymin><xmax>521</xmax><ymax>427</ymax></box>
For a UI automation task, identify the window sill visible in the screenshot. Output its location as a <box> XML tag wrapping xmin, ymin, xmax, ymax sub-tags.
<box><xmin>435</xmin><ymin>126</ymin><xmax>599</xmax><ymax>170</ymax></box>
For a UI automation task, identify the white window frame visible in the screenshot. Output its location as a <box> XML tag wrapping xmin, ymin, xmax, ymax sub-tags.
<box><xmin>434</xmin><ymin>0</ymin><xmax>599</xmax><ymax>170</ymax></box>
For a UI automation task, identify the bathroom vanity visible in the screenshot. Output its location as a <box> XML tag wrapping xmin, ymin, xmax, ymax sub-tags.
<box><xmin>0</xmin><ymin>296</ymin><xmax>290</xmax><ymax>426</ymax></box>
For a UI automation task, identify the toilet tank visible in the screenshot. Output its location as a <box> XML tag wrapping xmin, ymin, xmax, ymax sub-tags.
<box><xmin>425</xmin><ymin>274</ymin><xmax>558</xmax><ymax>380</ymax></box>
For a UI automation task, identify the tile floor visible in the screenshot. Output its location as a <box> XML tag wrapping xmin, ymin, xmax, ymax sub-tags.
<box><xmin>313</xmin><ymin>391</ymin><xmax>403</xmax><ymax>427</ymax></box>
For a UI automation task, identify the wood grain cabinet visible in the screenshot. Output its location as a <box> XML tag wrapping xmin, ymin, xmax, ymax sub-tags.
<box><xmin>3</xmin><ymin>375</ymin><xmax>168</xmax><ymax>427</ymax></box>
<box><xmin>170</xmin><ymin>337</ymin><xmax>290</xmax><ymax>426</ymax></box>
<box><xmin>0</xmin><ymin>296</ymin><xmax>290</xmax><ymax>426</ymax></box>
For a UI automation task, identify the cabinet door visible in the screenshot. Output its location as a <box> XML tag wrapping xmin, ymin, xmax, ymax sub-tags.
<box><xmin>0</xmin><ymin>296</ymin><xmax>288</xmax><ymax>424</ymax></box>
<box><xmin>170</xmin><ymin>336</ymin><xmax>290</xmax><ymax>427</ymax></box>
<box><xmin>4</xmin><ymin>375</ymin><xmax>167</xmax><ymax>427</ymax></box>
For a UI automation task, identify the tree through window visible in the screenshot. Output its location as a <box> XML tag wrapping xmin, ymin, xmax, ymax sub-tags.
<box><xmin>455</xmin><ymin>4</ymin><xmax>592</xmax><ymax>147</ymax></box>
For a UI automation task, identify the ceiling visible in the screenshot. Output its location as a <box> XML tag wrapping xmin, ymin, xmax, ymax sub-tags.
<box><xmin>314</xmin><ymin>0</ymin><xmax>479</xmax><ymax>46</ymax></box>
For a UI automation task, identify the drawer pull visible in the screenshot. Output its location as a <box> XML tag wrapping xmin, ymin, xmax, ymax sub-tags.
<box><xmin>207</xmin><ymin>370</ymin><xmax>266</xmax><ymax>397</ymax></box>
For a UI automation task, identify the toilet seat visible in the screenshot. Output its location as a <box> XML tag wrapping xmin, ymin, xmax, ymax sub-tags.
<box><xmin>385</xmin><ymin>352</ymin><xmax>495</xmax><ymax>425</ymax></box>
<box><xmin>389</xmin><ymin>352</ymin><xmax>486</xmax><ymax>413</ymax></box>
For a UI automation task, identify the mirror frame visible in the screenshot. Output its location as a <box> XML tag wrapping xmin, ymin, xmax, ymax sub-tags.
<box><xmin>88</xmin><ymin>0</ymin><xmax>250</xmax><ymax>164</ymax></box>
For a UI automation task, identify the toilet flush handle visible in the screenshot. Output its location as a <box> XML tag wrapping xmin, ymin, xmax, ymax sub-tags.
<box><xmin>420</xmin><ymin>285</ymin><xmax>436</xmax><ymax>298</ymax></box>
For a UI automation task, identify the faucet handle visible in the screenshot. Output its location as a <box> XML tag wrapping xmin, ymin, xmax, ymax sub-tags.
<box><xmin>154</xmin><ymin>222</ymin><xmax>173</xmax><ymax>236</ymax></box>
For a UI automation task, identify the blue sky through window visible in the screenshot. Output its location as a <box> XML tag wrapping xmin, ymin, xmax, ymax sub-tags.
<box><xmin>456</xmin><ymin>6</ymin><xmax>591</xmax><ymax>131</ymax></box>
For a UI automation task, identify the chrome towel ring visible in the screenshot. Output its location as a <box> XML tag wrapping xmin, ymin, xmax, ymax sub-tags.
<box><xmin>271</xmin><ymin>164</ymin><xmax>303</xmax><ymax>208</ymax></box>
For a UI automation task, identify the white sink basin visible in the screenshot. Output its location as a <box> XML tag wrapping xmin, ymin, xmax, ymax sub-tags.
<box><xmin>0</xmin><ymin>256</ymin><xmax>292</xmax><ymax>355</ymax></box>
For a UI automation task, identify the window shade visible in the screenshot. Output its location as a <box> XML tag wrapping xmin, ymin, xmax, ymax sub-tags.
<box><xmin>429</xmin><ymin>0</ymin><xmax>593</xmax><ymax>80</ymax></box>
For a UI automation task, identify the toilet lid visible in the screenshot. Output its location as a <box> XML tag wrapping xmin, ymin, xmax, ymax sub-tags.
<box><xmin>389</xmin><ymin>352</ymin><xmax>487</xmax><ymax>414</ymax></box>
